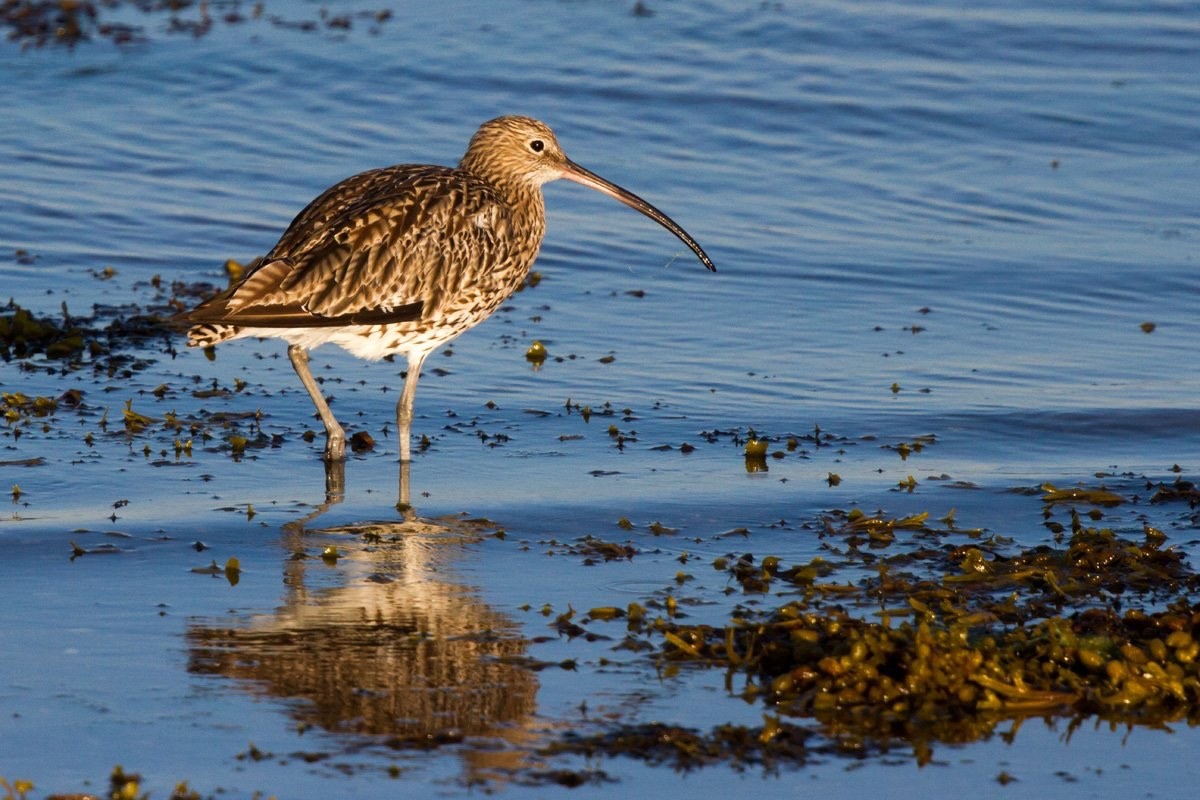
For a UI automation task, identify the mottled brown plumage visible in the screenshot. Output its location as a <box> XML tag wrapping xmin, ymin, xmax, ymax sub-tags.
<box><xmin>181</xmin><ymin>116</ymin><xmax>716</xmax><ymax>462</ymax></box>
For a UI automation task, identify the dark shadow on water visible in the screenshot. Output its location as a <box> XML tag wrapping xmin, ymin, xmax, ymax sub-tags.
<box><xmin>185</xmin><ymin>459</ymin><xmax>540</xmax><ymax>780</ymax></box>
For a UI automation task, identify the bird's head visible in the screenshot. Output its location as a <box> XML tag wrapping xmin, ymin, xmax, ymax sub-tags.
<box><xmin>461</xmin><ymin>115</ymin><xmax>717</xmax><ymax>271</ymax></box>
<box><xmin>460</xmin><ymin>116</ymin><xmax>569</xmax><ymax>189</ymax></box>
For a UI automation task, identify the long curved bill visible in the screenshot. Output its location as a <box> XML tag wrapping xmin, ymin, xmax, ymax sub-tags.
<box><xmin>560</xmin><ymin>158</ymin><xmax>717</xmax><ymax>272</ymax></box>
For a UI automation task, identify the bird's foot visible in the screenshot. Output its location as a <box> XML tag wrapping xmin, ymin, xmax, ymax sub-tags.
<box><xmin>323</xmin><ymin>426</ymin><xmax>347</xmax><ymax>462</ymax></box>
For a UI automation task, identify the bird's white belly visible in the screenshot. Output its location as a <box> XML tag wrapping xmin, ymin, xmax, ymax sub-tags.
<box><xmin>232</xmin><ymin>323</ymin><xmax>464</xmax><ymax>362</ymax></box>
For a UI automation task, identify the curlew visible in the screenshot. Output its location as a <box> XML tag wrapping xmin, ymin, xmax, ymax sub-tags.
<box><xmin>180</xmin><ymin>115</ymin><xmax>716</xmax><ymax>462</ymax></box>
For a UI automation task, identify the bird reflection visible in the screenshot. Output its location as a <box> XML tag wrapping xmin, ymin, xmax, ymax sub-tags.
<box><xmin>185</xmin><ymin>458</ymin><xmax>540</xmax><ymax>780</ymax></box>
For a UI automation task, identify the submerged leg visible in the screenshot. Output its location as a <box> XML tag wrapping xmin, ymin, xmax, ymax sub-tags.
<box><xmin>397</xmin><ymin>459</ymin><xmax>412</xmax><ymax>516</ymax></box>
<box><xmin>396</xmin><ymin>351</ymin><xmax>427</xmax><ymax>464</ymax></box>
<box><xmin>288</xmin><ymin>344</ymin><xmax>346</xmax><ymax>462</ymax></box>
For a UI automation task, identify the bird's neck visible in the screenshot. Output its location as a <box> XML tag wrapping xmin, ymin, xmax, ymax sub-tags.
<box><xmin>478</xmin><ymin>173</ymin><xmax>546</xmax><ymax>229</ymax></box>
<box><xmin>503</xmin><ymin>182</ymin><xmax>546</xmax><ymax>225</ymax></box>
<box><xmin>456</xmin><ymin>154</ymin><xmax>546</xmax><ymax>240</ymax></box>
<box><xmin>459</xmin><ymin>151</ymin><xmax>540</xmax><ymax>204</ymax></box>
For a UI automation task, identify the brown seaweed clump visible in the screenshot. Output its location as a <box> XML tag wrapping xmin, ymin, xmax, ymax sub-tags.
<box><xmin>657</xmin><ymin>506</ymin><xmax>1200</xmax><ymax>757</ymax></box>
<box><xmin>554</xmin><ymin>485</ymin><xmax>1200</xmax><ymax>769</ymax></box>
<box><xmin>546</xmin><ymin>720</ymin><xmax>820</xmax><ymax>772</ymax></box>
<box><xmin>2</xmin><ymin>0</ymin><xmax>395</xmax><ymax>48</ymax></box>
<box><xmin>0</xmin><ymin>304</ymin><xmax>89</xmax><ymax>360</ymax></box>
<box><xmin>0</xmin><ymin>300</ymin><xmax>176</xmax><ymax>366</ymax></box>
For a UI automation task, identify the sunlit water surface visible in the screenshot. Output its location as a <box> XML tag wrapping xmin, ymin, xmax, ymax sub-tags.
<box><xmin>2</xmin><ymin>0</ymin><xmax>1199</xmax><ymax>796</ymax></box>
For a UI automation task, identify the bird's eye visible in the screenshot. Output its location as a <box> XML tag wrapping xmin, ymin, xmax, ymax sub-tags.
<box><xmin>529</xmin><ymin>139</ymin><xmax>545</xmax><ymax>153</ymax></box>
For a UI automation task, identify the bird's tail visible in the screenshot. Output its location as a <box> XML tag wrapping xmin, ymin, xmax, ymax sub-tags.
<box><xmin>186</xmin><ymin>322</ymin><xmax>240</xmax><ymax>348</ymax></box>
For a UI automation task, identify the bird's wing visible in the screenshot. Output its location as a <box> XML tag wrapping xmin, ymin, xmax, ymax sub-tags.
<box><xmin>187</xmin><ymin>166</ymin><xmax>518</xmax><ymax>326</ymax></box>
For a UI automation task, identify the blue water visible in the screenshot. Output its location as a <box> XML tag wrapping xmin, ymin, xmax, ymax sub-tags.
<box><xmin>2</xmin><ymin>0</ymin><xmax>1200</xmax><ymax>796</ymax></box>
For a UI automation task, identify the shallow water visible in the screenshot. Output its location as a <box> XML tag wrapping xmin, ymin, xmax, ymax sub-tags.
<box><xmin>2</xmin><ymin>0</ymin><xmax>1200</xmax><ymax>796</ymax></box>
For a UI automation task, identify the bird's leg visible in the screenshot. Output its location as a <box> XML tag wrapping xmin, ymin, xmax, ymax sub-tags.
<box><xmin>396</xmin><ymin>351</ymin><xmax>427</xmax><ymax>464</ymax></box>
<box><xmin>397</xmin><ymin>459</ymin><xmax>413</xmax><ymax>517</ymax></box>
<box><xmin>287</xmin><ymin>344</ymin><xmax>346</xmax><ymax>462</ymax></box>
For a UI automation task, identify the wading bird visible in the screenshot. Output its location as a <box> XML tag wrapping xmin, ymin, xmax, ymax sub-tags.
<box><xmin>181</xmin><ymin>116</ymin><xmax>715</xmax><ymax>462</ymax></box>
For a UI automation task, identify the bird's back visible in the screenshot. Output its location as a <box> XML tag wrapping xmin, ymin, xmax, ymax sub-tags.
<box><xmin>184</xmin><ymin>162</ymin><xmax>547</xmax><ymax>357</ymax></box>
